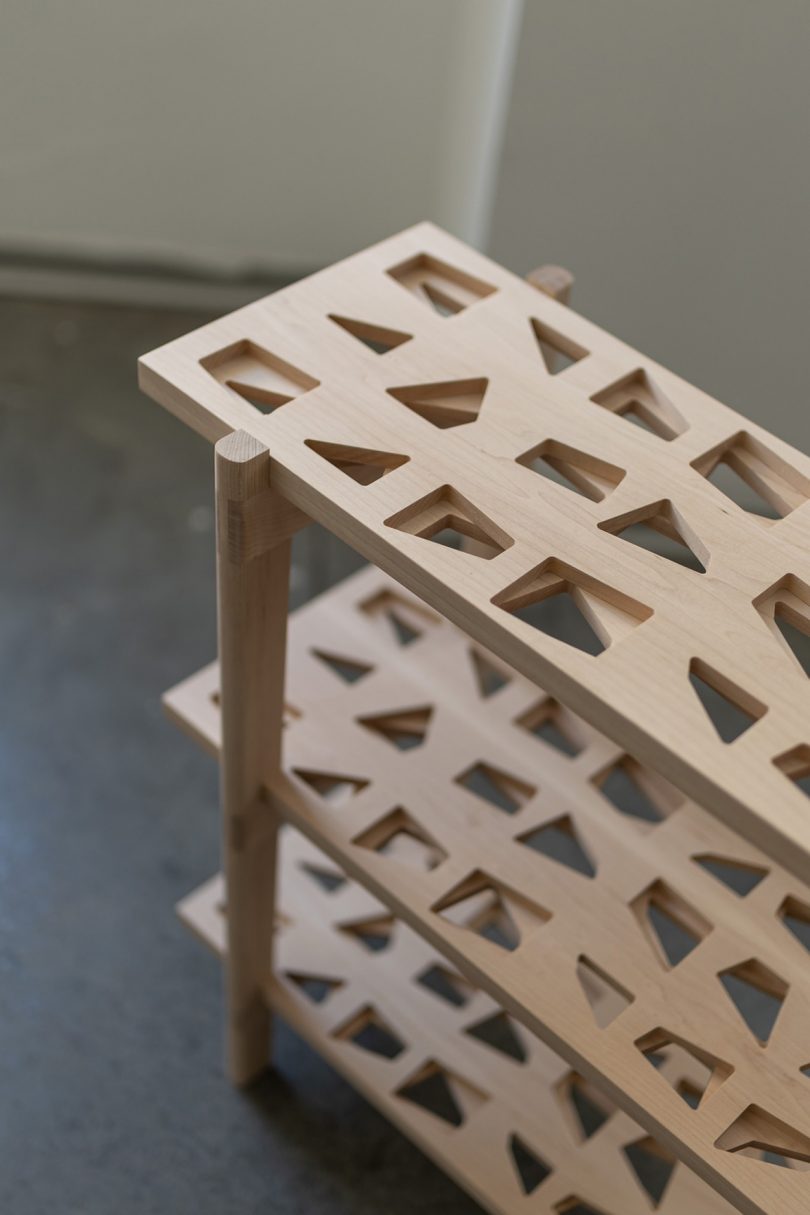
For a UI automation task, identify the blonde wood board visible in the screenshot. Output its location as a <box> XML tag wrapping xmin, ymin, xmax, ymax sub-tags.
<box><xmin>179</xmin><ymin>826</ymin><xmax>737</xmax><ymax>1215</ymax></box>
<box><xmin>165</xmin><ymin>565</ymin><xmax>810</xmax><ymax>1215</ymax></box>
<box><xmin>140</xmin><ymin>222</ymin><xmax>810</xmax><ymax>882</ymax></box>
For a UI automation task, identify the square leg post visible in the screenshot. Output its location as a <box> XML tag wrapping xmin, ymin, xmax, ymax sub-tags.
<box><xmin>215</xmin><ymin>431</ymin><xmax>294</xmax><ymax>1086</ymax></box>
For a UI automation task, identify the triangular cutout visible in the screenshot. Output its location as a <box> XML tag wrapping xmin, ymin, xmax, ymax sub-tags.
<box><xmin>518</xmin><ymin>815</ymin><xmax>596</xmax><ymax>877</ymax></box>
<box><xmin>387</xmin><ymin>251</ymin><xmax>496</xmax><ymax>315</ymax></box>
<box><xmin>464</xmin><ymin>1011</ymin><xmax>527</xmax><ymax>1062</ymax></box>
<box><xmin>517</xmin><ymin>439</ymin><xmax>624</xmax><ymax>502</ymax></box>
<box><xmin>689</xmin><ymin>659</ymin><xmax>766</xmax><ymax>743</ymax></box>
<box><xmin>775</xmin><ymin>609</ymin><xmax>810</xmax><ymax>676</ymax></box>
<box><xmin>357</xmin><ymin>704</ymin><xmax>433</xmax><ymax>750</ymax></box>
<box><xmin>622</xmin><ymin>1137</ymin><xmax>676</xmax><ymax>1207</ymax></box>
<box><xmin>416</xmin><ymin>964</ymin><xmax>475</xmax><ymax>1008</ymax></box>
<box><xmin>395</xmin><ymin>1060</ymin><xmax>487</xmax><ymax>1126</ymax></box>
<box><xmin>328</xmin><ymin>313</ymin><xmax>412</xmax><ymax>354</ymax></box>
<box><xmin>311</xmin><ymin>648</ymin><xmax>373</xmax><ymax>683</ymax></box>
<box><xmin>305</xmin><ymin>439</ymin><xmax>409</xmax><ymax>484</ymax></box>
<box><xmin>516</xmin><ymin>697</ymin><xmax>585</xmax><ymax>757</ymax></box>
<box><xmin>636</xmin><ymin>1028</ymin><xmax>733</xmax><ymax>1108</ymax></box>
<box><xmin>576</xmin><ymin>956</ymin><xmax>633</xmax><ymax>1028</ymax></box>
<box><xmin>592</xmin><ymin>756</ymin><xmax>680</xmax><ymax>826</ymax></box>
<box><xmin>557</xmin><ymin>1071</ymin><xmax>616</xmax><ymax>1142</ymax></box>
<box><xmin>590</xmin><ymin>369</ymin><xmax>686</xmax><ymax>441</ymax></box>
<box><xmin>599</xmin><ymin>499</ymin><xmax>706</xmax><ymax>573</ymax></box>
<box><xmin>332</xmin><ymin>1004</ymin><xmax>406</xmax><ymax>1058</ymax></box>
<box><xmin>201</xmin><ymin>339</ymin><xmax>319</xmax><ymax>412</ymax></box>
<box><xmin>387</xmin><ymin>378</ymin><xmax>488</xmax><ymax>428</ymax></box>
<box><xmin>493</xmin><ymin>558</ymin><xmax>651</xmax><ymax>654</ymax></box>
<box><xmin>691</xmin><ymin>431</ymin><xmax>810</xmax><ymax>521</ymax></box>
<box><xmin>299</xmin><ymin>861</ymin><xmax>347</xmax><ymax>893</ymax></box>
<box><xmin>530</xmin><ymin>318</ymin><xmax>588</xmax><ymax>374</ymax></box>
<box><xmin>508</xmin><ymin>1133</ymin><xmax>552</xmax><ymax>1194</ymax></box>
<box><xmin>285</xmin><ymin>971</ymin><xmax>344</xmax><ymax>1005</ymax></box>
<box><xmin>386</xmin><ymin>484</ymin><xmax>513</xmax><ymax>558</ymax></box>
<box><xmin>455</xmin><ymin>761</ymin><xmax>535</xmax><ymax>815</ymax></box>
<box><xmin>773</xmin><ymin>744</ymin><xmax>810</xmax><ymax>797</ymax></box>
<box><xmin>360</xmin><ymin>588</ymin><xmax>439</xmax><ymax>647</ymax></box>
<box><xmin>693</xmin><ymin>854</ymin><xmax>768</xmax><ymax>896</ymax></box>
<box><xmin>718</xmin><ymin>959</ymin><xmax>787</xmax><ymax>1045</ymax></box>
<box><xmin>777</xmin><ymin>895</ymin><xmax>810</xmax><ymax>953</ymax></box>
<box><xmin>434</xmin><ymin>869</ymin><xmax>550</xmax><ymax>951</ymax></box>
<box><xmin>715</xmin><ymin>1104</ymin><xmax>810</xmax><ymax>1166</ymax></box>
<box><xmin>292</xmin><ymin>767</ymin><xmax>370</xmax><ymax>806</ymax></box>
<box><xmin>469</xmin><ymin>648</ymin><xmax>511</xmax><ymax>697</ymax></box>
<box><xmin>631</xmin><ymin>879</ymin><xmax>712</xmax><ymax>969</ymax></box>
<box><xmin>339</xmin><ymin>914</ymin><xmax>396</xmax><ymax>953</ymax></box>
<box><xmin>353</xmin><ymin>806</ymin><xmax>447</xmax><ymax>871</ymax></box>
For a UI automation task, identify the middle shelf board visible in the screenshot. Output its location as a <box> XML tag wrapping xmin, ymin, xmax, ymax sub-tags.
<box><xmin>165</xmin><ymin>565</ymin><xmax>810</xmax><ymax>1215</ymax></box>
<box><xmin>180</xmin><ymin>826</ymin><xmax>735</xmax><ymax>1215</ymax></box>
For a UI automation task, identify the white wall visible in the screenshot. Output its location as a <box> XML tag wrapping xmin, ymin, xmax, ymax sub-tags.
<box><xmin>490</xmin><ymin>0</ymin><xmax>810</xmax><ymax>449</ymax></box>
<box><xmin>0</xmin><ymin>0</ymin><xmax>521</xmax><ymax>274</ymax></box>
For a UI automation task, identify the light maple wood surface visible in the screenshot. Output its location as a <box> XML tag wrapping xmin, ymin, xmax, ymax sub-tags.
<box><xmin>140</xmin><ymin>222</ymin><xmax>810</xmax><ymax>882</ymax></box>
<box><xmin>179</xmin><ymin>827</ymin><xmax>738</xmax><ymax>1215</ymax></box>
<box><xmin>166</xmin><ymin>564</ymin><xmax>810</xmax><ymax>1215</ymax></box>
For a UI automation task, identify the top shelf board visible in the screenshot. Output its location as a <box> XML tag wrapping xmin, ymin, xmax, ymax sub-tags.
<box><xmin>139</xmin><ymin>222</ymin><xmax>810</xmax><ymax>881</ymax></box>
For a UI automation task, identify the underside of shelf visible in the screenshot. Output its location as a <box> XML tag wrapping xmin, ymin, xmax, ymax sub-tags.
<box><xmin>165</xmin><ymin>566</ymin><xmax>810</xmax><ymax>1215</ymax></box>
<box><xmin>180</xmin><ymin>828</ymin><xmax>735</xmax><ymax>1215</ymax></box>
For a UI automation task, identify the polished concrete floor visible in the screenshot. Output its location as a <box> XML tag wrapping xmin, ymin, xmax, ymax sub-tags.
<box><xmin>0</xmin><ymin>296</ymin><xmax>476</xmax><ymax>1214</ymax></box>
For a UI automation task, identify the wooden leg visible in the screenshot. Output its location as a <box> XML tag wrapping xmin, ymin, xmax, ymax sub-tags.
<box><xmin>215</xmin><ymin>431</ymin><xmax>292</xmax><ymax>1086</ymax></box>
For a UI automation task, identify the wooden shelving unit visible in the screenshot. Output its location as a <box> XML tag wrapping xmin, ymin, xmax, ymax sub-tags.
<box><xmin>139</xmin><ymin>225</ymin><xmax>810</xmax><ymax>1215</ymax></box>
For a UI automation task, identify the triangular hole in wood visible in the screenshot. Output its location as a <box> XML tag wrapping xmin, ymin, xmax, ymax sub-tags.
<box><xmin>689</xmin><ymin>659</ymin><xmax>766</xmax><ymax>743</ymax></box>
<box><xmin>464</xmin><ymin>1011</ymin><xmax>527</xmax><ymax>1062</ymax></box>
<box><xmin>386</xmin><ymin>484</ymin><xmax>513</xmax><ymax>558</ymax></box>
<box><xmin>631</xmin><ymin>879</ymin><xmax>712</xmax><ymax>969</ymax></box>
<box><xmin>332</xmin><ymin>1004</ymin><xmax>406</xmax><ymax>1058</ymax></box>
<box><xmin>622</xmin><ymin>1137</ymin><xmax>677</xmax><ymax>1208</ymax></box>
<box><xmin>590</xmin><ymin>369</ymin><xmax>685</xmax><ymax>441</ymax></box>
<box><xmin>415</xmin><ymin>964</ymin><xmax>474</xmax><ymax>1008</ymax></box>
<box><xmin>599</xmin><ymin>499</ymin><xmax>706</xmax><ymax>573</ymax></box>
<box><xmin>285</xmin><ymin>971</ymin><xmax>344</xmax><ymax>1005</ymax></box>
<box><xmin>530</xmin><ymin>317</ymin><xmax>589</xmax><ymax>374</ymax></box>
<box><xmin>508</xmin><ymin>1134</ymin><xmax>552</xmax><ymax>1194</ymax></box>
<box><xmin>693</xmin><ymin>854</ymin><xmax>768</xmax><ymax>896</ymax></box>
<box><xmin>395</xmin><ymin>1061</ymin><xmax>487</xmax><ymax>1126</ymax></box>
<box><xmin>201</xmin><ymin>339</ymin><xmax>319</xmax><ymax>412</ymax></box>
<box><xmin>339</xmin><ymin>914</ymin><xmax>396</xmax><ymax>953</ymax></box>
<box><xmin>592</xmin><ymin>756</ymin><xmax>679</xmax><ymax>825</ymax></box>
<box><xmin>357</xmin><ymin>705</ymin><xmax>433</xmax><ymax>750</ymax></box>
<box><xmin>328</xmin><ymin>313</ymin><xmax>412</xmax><ymax>354</ymax></box>
<box><xmin>557</xmin><ymin>1071</ymin><xmax>616</xmax><ymax>1141</ymax></box>
<box><xmin>311</xmin><ymin>648</ymin><xmax>373</xmax><ymax>683</ymax></box>
<box><xmin>718</xmin><ymin>959</ymin><xmax>787</xmax><ymax>1045</ymax></box>
<box><xmin>305</xmin><ymin>439</ymin><xmax>409</xmax><ymax>484</ymax></box>
<box><xmin>576</xmin><ymin>956</ymin><xmax>633</xmax><ymax>1028</ymax></box>
<box><xmin>434</xmin><ymin>870</ymin><xmax>550</xmax><ymax>952</ymax></box>
<box><xmin>777</xmin><ymin>895</ymin><xmax>810</xmax><ymax>954</ymax></box>
<box><xmin>455</xmin><ymin>761</ymin><xmax>535</xmax><ymax>815</ymax></box>
<box><xmin>292</xmin><ymin>767</ymin><xmax>370</xmax><ymax>805</ymax></box>
<box><xmin>387</xmin><ymin>378</ymin><xmax>488</xmax><ymax>428</ymax></box>
<box><xmin>715</xmin><ymin>1104</ymin><xmax>810</xmax><ymax>1166</ymax></box>
<box><xmin>517</xmin><ymin>439</ymin><xmax>624</xmax><ymax>502</ymax></box>
<box><xmin>492</xmin><ymin>559</ymin><xmax>651</xmax><ymax>654</ymax></box>
<box><xmin>516</xmin><ymin>698</ymin><xmax>585</xmax><ymax>756</ymax></box>
<box><xmin>470</xmin><ymin>648</ymin><xmax>511</xmax><ymax>697</ymax></box>
<box><xmin>353</xmin><ymin>806</ymin><xmax>446</xmax><ymax>870</ymax></box>
<box><xmin>636</xmin><ymin>1028</ymin><xmax>733</xmax><ymax>1109</ymax></box>
<box><xmin>519</xmin><ymin>815</ymin><xmax>596</xmax><ymax>878</ymax></box>
<box><xmin>299</xmin><ymin>861</ymin><xmax>347</xmax><ymax>893</ymax></box>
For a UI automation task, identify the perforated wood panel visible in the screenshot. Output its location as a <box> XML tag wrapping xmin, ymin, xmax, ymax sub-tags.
<box><xmin>140</xmin><ymin>222</ymin><xmax>810</xmax><ymax>881</ymax></box>
<box><xmin>166</xmin><ymin>567</ymin><xmax>810</xmax><ymax>1215</ymax></box>
<box><xmin>180</xmin><ymin>828</ymin><xmax>736</xmax><ymax>1215</ymax></box>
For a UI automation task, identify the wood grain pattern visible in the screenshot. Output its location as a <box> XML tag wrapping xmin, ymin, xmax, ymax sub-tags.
<box><xmin>140</xmin><ymin>222</ymin><xmax>810</xmax><ymax>881</ymax></box>
<box><xmin>179</xmin><ymin>827</ymin><xmax>737</xmax><ymax>1215</ymax></box>
<box><xmin>166</xmin><ymin>565</ymin><xmax>810</xmax><ymax>1215</ymax></box>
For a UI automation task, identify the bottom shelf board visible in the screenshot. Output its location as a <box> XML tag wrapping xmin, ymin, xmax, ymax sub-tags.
<box><xmin>179</xmin><ymin>827</ymin><xmax>734</xmax><ymax>1215</ymax></box>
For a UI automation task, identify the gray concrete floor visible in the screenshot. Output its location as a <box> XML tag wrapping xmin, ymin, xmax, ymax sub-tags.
<box><xmin>0</xmin><ymin>297</ymin><xmax>477</xmax><ymax>1214</ymax></box>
